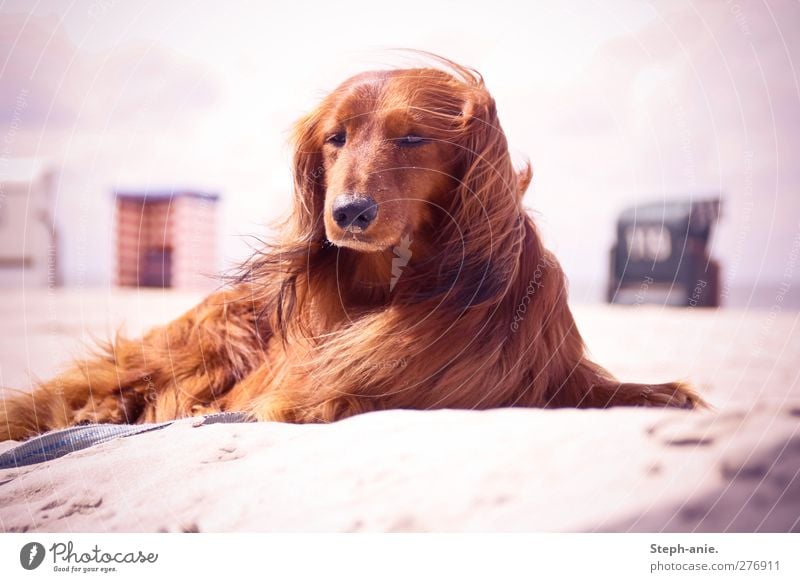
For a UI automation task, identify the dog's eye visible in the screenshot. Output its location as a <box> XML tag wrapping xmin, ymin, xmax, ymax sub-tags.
<box><xmin>326</xmin><ymin>132</ymin><xmax>346</xmax><ymax>147</ymax></box>
<box><xmin>397</xmin><ymin>135</ymin><xmax>427</xmax><ymax>147</ymax></box>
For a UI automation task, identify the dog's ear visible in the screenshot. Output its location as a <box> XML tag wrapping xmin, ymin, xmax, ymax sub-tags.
<box><xmin>456</xmin><ymin>89</ymin><xmax>520</xmax><ymax>216</ymax></box>
<box><xmin>430</xmin><ymin>86</ymin><xmax>530</xmax><ymax>306</ymax></box>
<box><xmin>290</xmin><ymin>112</ymin><xmax>326</xmax><ymax>240</ymax></box>
<box><xmin>455</xmin><ymin>79</ymin><xmax>532</xmax><ymax>202</ymax></box>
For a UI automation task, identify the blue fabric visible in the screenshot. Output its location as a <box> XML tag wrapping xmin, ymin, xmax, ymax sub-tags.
<box><xmin>0</xmin><ymin>412</ymin><xmax>252</xmax><ymax>470</ymax></box>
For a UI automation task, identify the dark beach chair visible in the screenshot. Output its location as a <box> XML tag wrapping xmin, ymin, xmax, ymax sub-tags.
<box><xmin>607</xmin><ymin>198</ymin><xmax>721</xmax><ymax>307</ymax></box>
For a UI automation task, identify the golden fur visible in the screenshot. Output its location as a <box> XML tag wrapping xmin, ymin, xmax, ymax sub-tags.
<box><xmin>0</xmin><ymin>57</ymin><xmax>704</xmax><ymax>441</ymax></box>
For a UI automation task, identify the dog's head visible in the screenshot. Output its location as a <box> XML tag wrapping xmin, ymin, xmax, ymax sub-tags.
<box><xmin>291</xmin><ymin>62</ymin><xmax>526</xmax><ymax>254</ymax></box>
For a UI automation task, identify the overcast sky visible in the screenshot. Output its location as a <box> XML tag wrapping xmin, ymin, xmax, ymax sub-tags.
<box><xmin>1</xmin><ymin>0</ymin><xmax>798</xmax><ymax>306</ymax></box>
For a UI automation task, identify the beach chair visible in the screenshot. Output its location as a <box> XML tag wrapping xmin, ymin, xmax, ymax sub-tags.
<box><xmin>607</xmin><ymin>198</ymin><xmax>721</xmax><ymax>307</ymax></box>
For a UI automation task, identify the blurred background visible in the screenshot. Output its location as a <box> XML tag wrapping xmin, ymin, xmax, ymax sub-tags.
<box><xmin>0</xmin><ymin>0</ymin><xmax>798</xmax><ymax>309</ymax></box>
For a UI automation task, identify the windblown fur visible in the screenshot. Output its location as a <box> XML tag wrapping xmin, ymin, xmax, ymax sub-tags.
<box><xmin>0</xmin><ymin>56</ymin><xmax>703</xmax><ymax>441</ymax></box>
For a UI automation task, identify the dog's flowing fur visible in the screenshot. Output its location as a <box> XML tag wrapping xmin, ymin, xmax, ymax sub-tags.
<box><xmin>0</xmin><ymin>58</ymin><xmax>704</xmax><ymax>441</ymax></box>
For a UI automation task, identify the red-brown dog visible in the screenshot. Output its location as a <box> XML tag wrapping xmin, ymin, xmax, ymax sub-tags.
<box><xmin>0</xmin><ymin>57</ymin><xmax>703</xmax><ymax>441</ymax></box>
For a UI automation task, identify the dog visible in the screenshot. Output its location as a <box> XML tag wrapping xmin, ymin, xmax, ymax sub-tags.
<box><xmin>0</xmin><ymin>56</ymin><xmax>704</xmax><ymax>441</ymax></box>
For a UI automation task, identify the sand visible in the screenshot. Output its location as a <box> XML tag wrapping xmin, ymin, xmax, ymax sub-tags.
<box><xmin>0</xmin><ymin>289</ymin><xmax>798</xmax><ymax>532</ymax></box>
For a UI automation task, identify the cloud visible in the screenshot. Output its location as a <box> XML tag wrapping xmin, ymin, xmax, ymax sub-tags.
<box><xmin>0</xmin><ymin>13</ymin><xmax>220</xmax><ymax>133</ymax></box>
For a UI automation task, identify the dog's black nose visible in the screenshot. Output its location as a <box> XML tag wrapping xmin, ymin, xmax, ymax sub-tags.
<box><xmin>332</xmin><ymin>195</ymin><xmax>378</xmax><ymax>230</ymax></box>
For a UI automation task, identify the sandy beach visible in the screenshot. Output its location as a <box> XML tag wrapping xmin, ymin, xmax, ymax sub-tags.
<box><xmin>0</xmin><ymin>289</ymin><xmax>798</xmax><ymax>532</ymax></box>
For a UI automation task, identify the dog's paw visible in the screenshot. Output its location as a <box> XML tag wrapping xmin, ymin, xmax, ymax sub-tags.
<box><xmin>641</xmin><ymin>383</ymin><xmax>707</xmax><ymax>410</ymax></box>
<box><xmin>73</xmin><ymin>395</ymin><xmax>129</xmax><ymax>425</ymax></box>
<box><xmin>190</xmin><ymin>403</ymin><xmax>221</xmax><ymax>416</ymax></box>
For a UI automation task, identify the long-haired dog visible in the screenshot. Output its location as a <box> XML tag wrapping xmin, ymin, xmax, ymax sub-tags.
<box><xmin>0</xmin><ymin>57</ymin><xmax>704</xmax><ymax>441</ymax></box>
